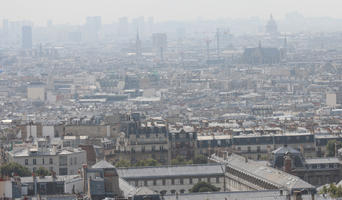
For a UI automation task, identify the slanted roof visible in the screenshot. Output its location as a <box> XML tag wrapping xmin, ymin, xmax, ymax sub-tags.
<box><xmin>164</xmin><ymin>190</ymin><xmax>289</xmax><ymax>200</ymax></box>
<box><xmin>211</xmin><ymin>154</ymin><xmax>315</xmax><ymax>192</ymax></box>
<box><xmin>119</xmin><ymin>178</ymin><xmax>155</xmax><ymax>198</ymax></box>
<box><xmin>117</xmin><ymin>164</ymin><xmax>224</xmax><ymax>179</ymax></box>
<box><xmin>272</xmin><ymin>145</ymin><xmax>300</xmax><ymax>155</ymax></box>
<box><xmin>92</xmin><ymin>160</ymin><xmax>115</xmax><ymax>169</ymax></box>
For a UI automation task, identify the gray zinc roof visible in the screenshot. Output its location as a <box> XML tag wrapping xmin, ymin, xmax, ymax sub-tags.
<box><xmin>272</xmin><ymin>145</ymin><xmax>300</xmax><ymax>155</ymax></box>
<box><xmin>211</xmin><ymin>154</ymin><xmax>315</xmax><ymax>192</ymax></box>
<box><xmin>92</xmin><ymin>160</ymin><xmax>115</xmax><ymax>169</ymax></box>
<box><xmin>164</xmin><ymin>190</ymin><xmax>288</xmax><ymax>200</ymax></box>
<box><xmin>117</xmin><ymin>164</ymin><xmax>224</xmax><ymax>179</ymax></box>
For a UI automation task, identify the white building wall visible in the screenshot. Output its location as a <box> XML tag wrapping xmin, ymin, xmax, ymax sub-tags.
<box><xmin>9</xmin><ymin>149</ymin><xmax>86</xmax><ymax>175</ymax></box>
<box><xmin>326</xmin><ymin>93</ymin><xmax>337</xmax><ymax>107</ymax></box>
<box><xmin>65</xmin><ymin>178</ymin><xmax>84</xmax><ymax>194</ymax></box>
<box><xmin>27</xmin><ymin>86</ymin><xmax>45</xmax><ymax>101</ymax></box>
<box><xmin>26</xmin><ymin>125</ymin><xmax>37</xmax><ymax>140</ymax></box>
<box><xmin>42</xmin><ymin>126</ymin><xmax>55</xmax><ymax>138</ymax></box>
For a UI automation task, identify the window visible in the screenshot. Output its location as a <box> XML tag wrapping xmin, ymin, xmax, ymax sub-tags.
<box><xmin>25</xmin><ymin>159</ymin><xmax>28</xmax><ymax>165</ymax></box>
<box><xmin>162</xmin><ymin>179</ymin><xmax>166</xmax><ymax>185</ymax></box>
<box><xmin>312</xmin><ymin>164</ymin><xmax>317</xmax><ymax>169</ymax></box>
<box><xmin>153</xmin><ymin>179</ymin><xmax>157</xmax><ymax>186</ymax></box>
<box><xmin>42</xmin><ymin>158</ymin><xmax>45</xmax><ymax>164</ymax></box>
<box><xmin>70</xmin><ymin>158</ymin><xmax>73</xmax><ymax>165</ymax></box>
<box><xmin>59</xmin><ymin>168</ymin><xmax>67</xmax><ymax>175</ymax></box>
<box><xmin>171</xmin><ymin>179</ymin><xmax>175</xmax><ymax>185</ymax></box>
<box><xmin>180</xmin><ymin>178</ymin><xmax>184</xmax><ymax>184</ymax></box>
<box><xmin>189</xmin><ymin>178</ymin><xmax>192</xmax><ymax>184</ymax></box>
<box><xmin>257</xmin><ymin>146</ymin><xmax>261</xmax><ymax>153</ymax></box>
<box><xmin>59</xmin><ymin>156</ymin><xmax>67</xmax><ymax>166</ymax></box>
<box><xmin>207</xmin><ymin>177</ymin><xmax>210</xmax><ymax>183</ymax></box>
<box><xmin>33</xmin><ymin>167</ymin><xmax>36</xmax><ymax>172</ymax></box>
<box><xmin>49</xmin><ymin>158</ymin><xmax>53</xmax><ymax>164</ymax></box>
<box><xmin>216</xmin><ymin>177</ymin><xmax>220</xmax><ymax>183</ymax></box>
<box><xmin>329</xmin><ymin>164</ymin><xmax>334</xmax><ymax>168</ymax></box>
<box><xmin>33</xmin><ymin>159</ymin><xmax>36</xmax><ymax>165</ymax></box>
<box><xmin>171</xmin><ymin>190</ymin><xmax>176</xmax><ymax>194</ymax></box>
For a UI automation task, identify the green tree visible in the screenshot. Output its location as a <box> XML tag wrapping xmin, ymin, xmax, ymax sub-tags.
<box><xmin>189</xmin><ymin>181</ymin><xmax>220</xmax><ymax>193</ymax></box>
<box><xmin>115</xmin><ymin>160</ymin><xmax>131</xmax><ymax>168</ymax></box>
<box><xmin>320</xmin><ymin>185</ymin><xmax>328</xmax><ymax>195</ymax></box>
<box><xmin>192</xmin><ymin>155</ymin><xmax>208</xmax><ymax>164</ymax></box>
<box><xmin>319</xmin><ymin>183</ymin><xmax>342</xmax><ymax>198</ymax></box>
<box><xmin>326</xmin><ymin>140</ymin><xmax>342</xmax><ymax>157</ymax></box>
<box><xmin>34</xmin><ymin>167</ymin><xmax>50</xmax><ymax>177</ymax></box>
<box><xmin>0</xmin><ymin>162</ymin><xmax>31</xmax><ymax>177</ymax></box>
<box><xmin>135</xmin><ymin>159</ymin><xmax>160</xmax><ymax>167</ymax></box>
<box><xmin>171</xmin><ymin>156</ymin><xmax>193</xmax><ymax>165</ymax></box>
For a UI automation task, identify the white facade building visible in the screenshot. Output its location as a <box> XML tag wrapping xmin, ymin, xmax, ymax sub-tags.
<box><xmin>8</xmin><ymin>141</ymin><xmax>86</xmax><ymax>176</ymax></box>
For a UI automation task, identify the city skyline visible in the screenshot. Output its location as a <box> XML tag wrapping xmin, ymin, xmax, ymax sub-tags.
<box><xmin>1</xmin><ymin>0</ymin><xmax>342</xmax><ymax>25</ymax></box>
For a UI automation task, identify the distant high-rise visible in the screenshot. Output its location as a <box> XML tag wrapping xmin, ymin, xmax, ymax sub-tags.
<box><xmin>2</xmin><ymin>19</ymin><xmax>9</xmax><ymax>34</ymax></box>
<box><xmin>22</xmin><ymin>26</ymin><xmax>32</xmax><ymax>49</ymax></box>
<box><xmin>265</xmin><ymin>14</ymin><xmax>278</xmax><ymax>35</ymax></box>
<box><xmin>118</xmin><ymin>17</ymin><xmax>129</xmax><ymax>37</ymax></box>
<box><xmin>152</xmin><ymin>33</ymin><xmax>167</xmax><ymax>61</ymax></box>
<box><xmin>147</xmin><ymin>16</ymin><xmax>154</xmax><ymax>36</ymax></box>
<box><xmin>85</xmin><ymin>16</ymin><xmax>101</xmax><ymax>41</ymax></box>
<box><xmin>136</xmin><ymin>28</ymin><xmax>142</xmax><ymax>57</ymax></box>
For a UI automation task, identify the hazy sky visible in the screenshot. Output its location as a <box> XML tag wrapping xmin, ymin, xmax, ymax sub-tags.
<box><xmin>1</xmin><ymin>0</ymin><xmax>342</xmax><ymax>25</ymax></box>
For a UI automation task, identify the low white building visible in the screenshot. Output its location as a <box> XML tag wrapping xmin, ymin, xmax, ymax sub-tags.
<box><xmin>8</xmin><ymin>140</ymin><xmax>87</xmax><ymax>175</ymax></box>
<box><xmin>27</xmin><ymin>83</ymin><xmax>45</xmax><ymax>101</ymax></box>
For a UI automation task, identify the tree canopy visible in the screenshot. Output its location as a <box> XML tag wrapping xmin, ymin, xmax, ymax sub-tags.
<box><xmin>326</xmin><ymin>140</ymin><xmax>342</xmax><ymax>157</ymax></box>
<box><xmin>34</xmin><ymin>167</ymin><xmax>50</xmax><ymax>177</ymax></box>
<box><xmin>115</xmin><ymin>160</ymin><xmax>131</xmax><ymax>168</ymax></box>
<box><xmin>192</xmin><ymin>155</ymin><xmax>208</xmax><ymax>164</ymax></box>
<box><xmin>115</xmin><ymin>158</ymin><xmax>161</xmax><ymax>167</ymax></box>
<box><xmin>189</xmin><ymin>181</ymin><xmax>220</xmax><ymax>193</ymax></box>
<box><xmin>320</xmin><ymin>183</ymin><xmax>342</xmax><ymax>198</ymax></box>
<box><xmin>0</xmin><ymin>162</ymin><xmax>31</xmax><ymax>177</ymax></box>
<box><xmin>171</xmin><ymin>156</ymin><xmax>193</xmax><ymax>165</ymax></box>
<box><xmin>135</xmin><ymin>158</ymin><xmax>160</xmax><ymax>167</ymax></box>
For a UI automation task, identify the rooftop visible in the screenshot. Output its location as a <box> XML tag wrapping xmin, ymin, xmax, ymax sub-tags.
<box><xmin>117</xmin><ymin>164</ymin><xmax>224</xmax><ymax>179</ymax></box>
<box><xmin>211</xmin><ymin>154</ymin><xmax>315</xmax><ymax>192</ymax></box>
<box><xmin>92</xmin><ymin>160</ymin><xmax>115</xmax><ymax>169</ymax></box>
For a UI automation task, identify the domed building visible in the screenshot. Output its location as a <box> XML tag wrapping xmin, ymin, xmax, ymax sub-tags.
<box><xmin>265</xmin><ymin>14</ymin><xmax>279</xmax><ymax>35</ymax></box>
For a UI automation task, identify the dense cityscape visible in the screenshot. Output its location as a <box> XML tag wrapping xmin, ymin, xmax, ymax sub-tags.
<box><xmin>1</xmin><ymin>3</ymin><xmax>342</xmax><ymax>200</ymax></box>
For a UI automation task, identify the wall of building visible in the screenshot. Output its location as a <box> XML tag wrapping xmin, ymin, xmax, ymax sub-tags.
<box><xmin>27</xmin><ymin>86</ymin><xmax>45</xmax><ymax>101</ymax></box>
<box><xmin>126</xmin><ymin>176</ymin><xmax>225</xmax><ymax>195</ymax></box>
